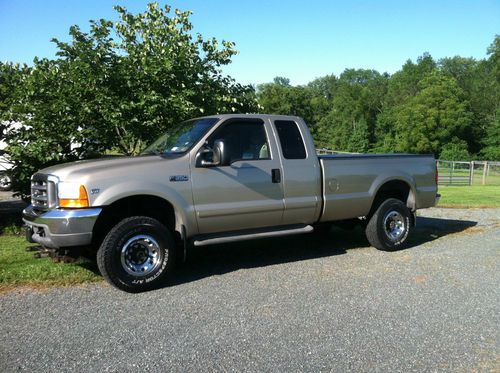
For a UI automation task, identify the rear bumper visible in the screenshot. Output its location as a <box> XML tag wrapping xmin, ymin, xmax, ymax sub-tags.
<box><xmin>23</xmin><ymin>205</ymin><xmax>102</xmax><ymax>249</ymax></box>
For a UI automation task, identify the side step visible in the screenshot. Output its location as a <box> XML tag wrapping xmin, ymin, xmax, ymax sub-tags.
<box><xmin>193</xmin><ymin>224</ymin><xmax>314</xmax><ymax>247</ymax></box>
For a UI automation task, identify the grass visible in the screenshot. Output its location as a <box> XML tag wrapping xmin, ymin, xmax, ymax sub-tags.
<box><xmin>0</xmin><ymin>235</ymin><xmax>101</xmax><ymax>292</ymax></box>
<box><xmin>438</xmin><ymin>185</ymin><xmax>500</xmax><ymax>208</ymax></box>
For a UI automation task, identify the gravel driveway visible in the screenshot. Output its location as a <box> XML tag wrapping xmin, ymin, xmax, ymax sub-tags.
<box><xmin>1</xmin><ymin>208</ymin><xmax>499</xmax><ymax>372</ymax></box>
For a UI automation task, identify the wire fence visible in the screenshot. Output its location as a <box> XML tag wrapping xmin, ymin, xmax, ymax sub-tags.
<box><xmin>437</xmin><ymin>160</ymin><xmax>500</xmax><ymax>186</ymax></box>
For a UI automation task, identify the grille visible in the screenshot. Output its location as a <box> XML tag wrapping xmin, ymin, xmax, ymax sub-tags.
<box><xmin>31</xmin><ymin>173</ymin><xmax>57</xmax><ymax>210</ymax></box>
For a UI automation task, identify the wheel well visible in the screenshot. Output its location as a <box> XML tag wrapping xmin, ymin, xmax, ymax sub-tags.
<box><xmin>372</xmin><ymin>180</ymin><xmax>415</xmax><ymax>212</ymax></box>
<box><xmin>92</xmin><ymin>195</ymin><xmax>176</xmax><ymax>250</ymax></box>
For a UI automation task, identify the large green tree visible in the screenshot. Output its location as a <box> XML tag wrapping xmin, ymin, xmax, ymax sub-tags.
<box><xmin>257</xmin><ymin>77</ymin><xmax>316</xmax><ymax>125</ymax></box>
<box><xmin>376</xmin><ymin>72</ymin><xmax>472</xmax><ymax>155</ymax></box>
<box><xmin>4</xmin><ymin>2</ymin><xmax>259</xmax><ymax>196</ymax></box>
<box><xmin>315</xmin><ymin>69</ymin><xmax>388</xmax><ymax>152</ymax></box>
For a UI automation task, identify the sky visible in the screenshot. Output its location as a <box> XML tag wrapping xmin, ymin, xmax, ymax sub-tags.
<box><xmin>0</xmin><ymin>0</ymin><xmax>498</xmax><ymax>86</ymax></box>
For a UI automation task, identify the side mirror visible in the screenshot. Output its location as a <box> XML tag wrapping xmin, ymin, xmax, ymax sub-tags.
<box><xmin>196</xmin><ymin>139</ymin><xmax>227</xmax><ymax>167</ymax></box>
<box><xmin>213</xmin><ymin>139</ymin><xmax>229</xmax><ymax>166</ymax></box>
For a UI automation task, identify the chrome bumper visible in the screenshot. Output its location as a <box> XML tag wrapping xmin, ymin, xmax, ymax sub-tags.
<box><xmin>23</xmin><ymin>205</ymin><xmax>102</xmax><ymax>249</ymax></box>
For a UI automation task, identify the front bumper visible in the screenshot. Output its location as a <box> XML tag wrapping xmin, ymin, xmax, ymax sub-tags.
<box><xmin>23</xmin><ymin>205</ymin><xmax>102</xmax><ymax>249</ymax></box>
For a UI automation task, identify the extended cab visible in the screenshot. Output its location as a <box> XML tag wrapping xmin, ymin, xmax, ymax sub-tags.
<box><xmin>23</xmin><ymin>114</ymin><xmax>439</xmax><ymax>292</ymax></box>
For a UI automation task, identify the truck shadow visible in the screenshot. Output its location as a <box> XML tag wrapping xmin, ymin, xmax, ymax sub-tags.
<box><xmin>168</xmin><ymin>216</ymin><xmax>477</xmax><ymax>287</ymax></box>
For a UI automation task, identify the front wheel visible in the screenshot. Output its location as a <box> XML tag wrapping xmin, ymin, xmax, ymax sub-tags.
<box><xmin>97</xmin><ymin>216</ymin><xmax>175</xmax><ymax>292</ymax></box>
<box><xmin>365</xmin><ymin>198</ymin><xmax>412</xmax><ymax>251</ymax></box>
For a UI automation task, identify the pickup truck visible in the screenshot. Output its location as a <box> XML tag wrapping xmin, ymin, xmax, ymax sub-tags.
<box><xmin>23</xmin><ymin>114</ymin><xmax>439</xmax><ymax>292</ymax></box>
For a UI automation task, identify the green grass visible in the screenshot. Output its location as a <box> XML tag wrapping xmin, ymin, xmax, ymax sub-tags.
<box><xmin>438</xmin><ymin>185</ymin><xmax>500</xmax><ymax>208</ymax></box>
<box><xmin>0</xmin><ymin>235</ymin><xmax>101</xmax><ymax>292</ymax></box>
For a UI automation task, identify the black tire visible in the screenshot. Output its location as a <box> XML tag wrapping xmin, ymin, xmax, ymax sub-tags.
<box><xmin>0</xmin><ymin>173</ymin><xmax>12</xmax><ymax>191</ymax></box>
<box><xmin>97</xmin><ymin>216</ymin><xmax>175</xmax><ymax>292</ymax></box>
<box><xmin>365</xmin><ymin>198</ymin><xmax>412</xmax><ymax>251</ymax></box>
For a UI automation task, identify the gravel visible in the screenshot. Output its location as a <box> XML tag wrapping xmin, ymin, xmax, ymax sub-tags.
<box><xmin>1</xmin><ymin>207</ymin><xmax>499</xmax><ymax>372</ymax></box>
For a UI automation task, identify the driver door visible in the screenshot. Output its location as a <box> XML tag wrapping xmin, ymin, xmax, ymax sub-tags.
<box><xmin>190</xmin><ymin>118</ymin><xmax>284</xmax><ymax>234</ymax></box>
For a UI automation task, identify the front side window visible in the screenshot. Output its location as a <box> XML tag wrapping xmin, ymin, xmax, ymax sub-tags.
<box><xmin>274</xmin><ymin>120</ymin><xmax>307</xmax><ymax>159</ymax></box>
<box><xmin>207</xmin><ymin>120</ymin><xmax>270</xmax><ymax>164</ymax></box>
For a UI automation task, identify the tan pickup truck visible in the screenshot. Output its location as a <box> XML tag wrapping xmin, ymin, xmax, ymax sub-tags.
<box><xmin>23</xmin><ymin>114</ymin><xmax>439</xmax><ymax>292</ymax></box>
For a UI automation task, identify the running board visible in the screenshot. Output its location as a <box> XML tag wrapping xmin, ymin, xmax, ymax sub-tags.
<box><xmin>193</xmin><ymin>225</ymin><xmax>314</xmax><ymax>247</ymax></box>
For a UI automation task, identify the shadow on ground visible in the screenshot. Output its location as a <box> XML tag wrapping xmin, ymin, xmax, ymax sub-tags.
<box><xmin>0</xmin><ymin>199</ymin><xmax>28</xmax><ymax>234</ymax></box>
<box><xmin>168</xmin><ymin>216</ymin><xmax>477</xmax><ymax>287</ymax></box>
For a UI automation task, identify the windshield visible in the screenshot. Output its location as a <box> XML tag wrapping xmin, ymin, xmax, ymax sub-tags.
<box><xmin>142</xmin><ymin>117</ymin><xmax>219</xmax><ymax>155</ymax></box>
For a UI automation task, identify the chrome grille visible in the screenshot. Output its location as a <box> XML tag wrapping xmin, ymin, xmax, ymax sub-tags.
<box><xmin>31</xmin><ymin>173</ymin><xmax>57</xmax><ymax>210</ymax></box>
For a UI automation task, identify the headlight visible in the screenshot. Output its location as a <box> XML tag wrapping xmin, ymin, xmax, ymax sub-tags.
<box><xmin>58</xmin><ymin>182</ymin><xmax>89</xmax><ymax>208</ymax></box>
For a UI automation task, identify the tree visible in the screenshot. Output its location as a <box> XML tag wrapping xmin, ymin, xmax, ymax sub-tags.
<box><xmin>257</xmin><ymin>79</ymin><xmax>316</xmax><ymax>124</ymax></box>
<box><xmin>314</xmin><ymin>69</ymin><xmax>388</xmax><ymax>151</ymax></box>
<box><xmin>480</xmin><ymin>108</ymin><xmax>500</xmax><ymax>160</ymax></box>
<box><xmin>440</xmin><ymin>139</ymin><xmax>470</xmax><ymax>160</ymax></box>
<box><xmin>4</xmin><ymin>2</ymin><xmax>259</xmax><ymax>197</ymax></box>
<box><xmin>376</xmin><ymin>72</ymin><xmax>472</xmax><ymax>155</ymax></box>
<box><xmin>0</xmin><ymin>62</ymin><xmax>26</xmax><ymax>152</ymax></box>
<box><xmin>478</xmin><ymin>36</ymin><xmax>500</xmax><ymax>159</ymax></box>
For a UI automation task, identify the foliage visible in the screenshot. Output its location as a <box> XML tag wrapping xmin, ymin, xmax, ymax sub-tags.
<box><xmin>314</xmin><ymin>69</ymin><xmax>388</xmax><ymax>152</ymax></box>
<box><xmin>257</xmin><ymin>36</ymin><xmax>499</xmax><ymax>159</ymax></box>
<box><xmin>257</xmin><ymin>77</ymin><xmax>316</xmax><ymax>124</ymax></box>
<box><xmin>480</xmin><ymin>110</ymin><xmax>500</xmax><ymax>160</ymax></box>
<box><xmin>439</xmin><ymin>140</ymin><xmax>470</xmax><ymax>161</ymax></box>
<box><xmin>376</xmin><ymin>72</ymin><xmax>472</xmax><ymax>155</ymax></box>
<box><xmin>2</xmin><ymin>3</ymin><xmax>259</xmax><ymax>197</ymax></box>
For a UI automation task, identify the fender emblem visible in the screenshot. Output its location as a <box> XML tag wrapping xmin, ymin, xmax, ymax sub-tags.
<box><xmin>169</xmin><ymin>175</ymin><xmax>189</xmax><ymax>182</ymax></box>
<box><xmin>90</xmin><ymin>188</ymin><xmax>100</xmax><ymax>195</ymax></box>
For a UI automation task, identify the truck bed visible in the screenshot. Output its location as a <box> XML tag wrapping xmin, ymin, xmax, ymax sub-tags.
<box><xmin>318</xmin><ymin>154</ymin><xmax>437</xmax><ymax>222</ymax></box>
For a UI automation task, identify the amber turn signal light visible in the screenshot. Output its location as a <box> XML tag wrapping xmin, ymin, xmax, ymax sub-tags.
<box><xmin>59</xmin><ymin>185</ymin><xmax>89</xmax><ymax>208</ymax></box>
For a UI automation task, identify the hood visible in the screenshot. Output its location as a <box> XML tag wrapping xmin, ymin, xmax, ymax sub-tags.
<box><xmin>40</xmin><ymin>155</ymin><xmax>175</xmax><ymax>182</ymax></box>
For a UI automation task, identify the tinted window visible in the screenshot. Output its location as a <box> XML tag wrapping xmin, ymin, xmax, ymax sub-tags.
<box><xmin>208</xmin><ymin>120</ymin><xmax>270</xmax><ymax>163</ymax></box>
<box><xmin>274</xmin><ymin>120</ymin><xmax>306</xmax><ymax>159</ymax></box>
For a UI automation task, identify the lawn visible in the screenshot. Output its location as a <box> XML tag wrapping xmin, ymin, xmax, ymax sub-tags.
<box><xmin>437</xmin><ymin>185</ymin><xmax>500</xmax><ymax>208</ymax></box>
<box><xmin>0</xmin><ymin>235</ymin><xmax>101</xmax><ymax>292</ymax></box>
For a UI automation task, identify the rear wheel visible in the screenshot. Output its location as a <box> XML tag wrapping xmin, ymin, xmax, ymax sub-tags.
<box><xmin>97</xmin><ymin>216</ymin><xmax>175</xmax><ymax>292</ymax></box>
<box><xmin>365</xmin><ymin>198</ymin><xmax>412</xmax><ymax>251</ymax></box>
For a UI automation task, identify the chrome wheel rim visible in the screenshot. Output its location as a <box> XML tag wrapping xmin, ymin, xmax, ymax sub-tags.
<box><xmin>383</xmin><ymin>210</ymin><xmax>405</xmax><ymax>241</ymax></box>
<box><xmin>120</xmin><ymin>235</ymin><xmax>163</xmax><ymax>277</ymax></box>
<box><xmin>0</xmin><ymin>175</ymin><xmax>11</xmax><ymax>189</ymax></box>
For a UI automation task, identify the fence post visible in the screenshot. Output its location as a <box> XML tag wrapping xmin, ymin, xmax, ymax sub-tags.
<box><xmin>482</xmin><ymin>161</ymin><xmax>488</xmax><ymax>185</ymax></box>
<box><xmin>450</xmin><ymin>161</ymin><xmax>454</xmax><ymax>185</ymax></box>
<box><xmin>469</xmin><ymin>161</ymin><xmax>473</xmax><ymax>186</ymax></box>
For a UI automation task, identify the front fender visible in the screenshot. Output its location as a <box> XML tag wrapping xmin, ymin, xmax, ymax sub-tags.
<box><xmin>91</xmin><ymin>180</ymin><xmax>197</xmax><ymax>236</ymax></box>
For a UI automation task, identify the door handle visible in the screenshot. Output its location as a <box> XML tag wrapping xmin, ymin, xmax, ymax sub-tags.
<box><xmin>272</xmin><ymin>168</ymin><xmax>281</xmax><ymax>183</ymax></box>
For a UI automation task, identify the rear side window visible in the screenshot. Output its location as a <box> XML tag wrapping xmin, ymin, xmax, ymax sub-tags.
<box><xmin>274</xmin><ymin>120</ymin><xmax>307</xmax><ymax>159</ymax></box>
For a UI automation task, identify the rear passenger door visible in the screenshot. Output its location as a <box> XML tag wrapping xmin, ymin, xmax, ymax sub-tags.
<box><xmin>272</xmin><ymin>119</ymin><xmax>322</xmax><ymax>224</ymax></box>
